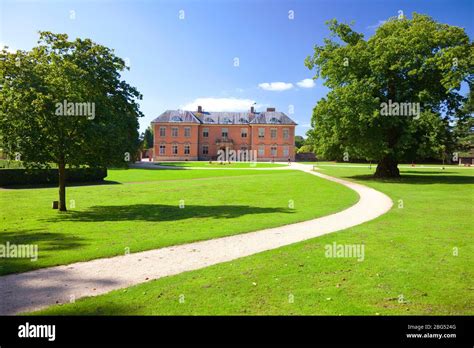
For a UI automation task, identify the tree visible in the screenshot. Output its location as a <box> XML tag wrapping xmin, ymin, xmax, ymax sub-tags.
<box><xmin>294</xmin><ymin>135</ymin><xmax>305</xmax><ymax>149</ymax></box>
<box><xmin>453</xmin><ymin>89</ymin><xmax>474</xmax><ymax>155</ymax></box>
<box><xmin>0</xmin><ymin>32</ymin><xmax>143</xmax><ymax>210</ymax></box>
<box><xmin>305</xmin><ymin>14</ymin><xmax>473</xmax><ymax>177</ymax></box>
<box><xmin>142</xmin><ymin>126</ymin><xmax>154</xmax><ymax>149</ymax></box>
<box><xmin>297</xmin><ymin>144</ymin><xmax>314</xmax><ymax>153</ymax></box>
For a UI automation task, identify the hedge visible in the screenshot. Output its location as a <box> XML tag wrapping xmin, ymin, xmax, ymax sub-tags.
<box><xmin>0</xmin><ymin>167</ymin><xmax>107</xmax><ymax>186</ymax></box>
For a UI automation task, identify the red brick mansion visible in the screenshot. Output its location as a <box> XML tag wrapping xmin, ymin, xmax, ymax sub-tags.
<box><xmin>151</xmin><ymin>106</ymin><xmax>297</xmax><ymax>162</ymax></box>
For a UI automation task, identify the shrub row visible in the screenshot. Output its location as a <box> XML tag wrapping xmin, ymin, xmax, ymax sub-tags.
<box><xmin>0</xmin><ymin>167</ymin><xmax>107</xmax><ymax>186</ymax></box>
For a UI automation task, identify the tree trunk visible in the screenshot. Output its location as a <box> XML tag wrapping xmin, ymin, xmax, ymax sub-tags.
<box><xmin>58</xmin><ymin>157</ymin><xmax>67</xmax><ymax>212</ymax></box>
<box><xmin>377</xmin><ymin>79</ymin><xmax>401</xmax><ymax>179</ymax></box>
<box><xmin>374</xmin><ymin>155</ymin><xmax>400</xmax><ymax>178</ymax></box>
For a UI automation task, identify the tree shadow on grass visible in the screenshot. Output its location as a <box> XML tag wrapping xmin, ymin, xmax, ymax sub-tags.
<box><xmin>401</xmin><ymin>170</ymin><xmax>460</xmax><ymax>175</ymax></box>
<box><xmin>0</xmin><ymin>230</ymin><xmax>85</xmax><ymax>251</ymax></box>
<box><xmin>47</xmin><ymin>204</ymin><xmax>293</xmax><ymax>223</ymax></box>
<box><xmin>0</xmin><ymin>230</ymin><xmax>119</xmax><ymax>315</ymax></box>
<box><xmin>2</xmin><ymin>180</ymin><xmax>121</xmax><ymax>190</ymax></box>
<box><xmin>0</xmin><ymin>230</ymin><xmax>86</xmax><ymax>276</ymax></box>
<box><xmin>32</xmin><ymin>299</ymin><xmax>147</xmax><ymax>316</ymax></box>
<box><xmin>347</xmin><ymin>173</ymin><xmax>474</xmax><ymax>185</ymax></box>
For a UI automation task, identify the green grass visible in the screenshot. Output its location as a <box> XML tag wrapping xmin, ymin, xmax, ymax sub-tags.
<box><xmin>156</xmin><ymin>161</ymin><xmax>286</xmax><ymax>168</ymax></box>
<box><xmin>32</xmin><ymin>164</ymin><xmax>473</xmax><ymax>315</ymax></box>
<box><xmin>0</xmin><ymin>168</ymin><xmax>357</xmax><ymax>275</ymax></box>
<box><xmin>302</xmin><ymin>161</ymin><xmax>466</xmax><ymax>169</ymax></box>
<box><xmin>106</xmin><ymin>167</ymin><xmax>285</xmax><ymax>183</ymax></box>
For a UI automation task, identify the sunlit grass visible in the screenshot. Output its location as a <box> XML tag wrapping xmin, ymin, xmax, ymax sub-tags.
<box><xmin>0</xmin><ymin>168</ymin><xmax>356</xmax><ymax>275</ymax></box>
<box><xmin>33</xmin><ymin>165</ymin><xmax>473</xmax><ymax>315</ymax></box>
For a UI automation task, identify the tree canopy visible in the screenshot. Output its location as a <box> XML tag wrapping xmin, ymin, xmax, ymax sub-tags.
<box><xmin>305</xmin><ymin>13</ymin><xmax>473</xmax><ymax>177</ymax></box>
<box><xmin>142</xmin><ymin>126</ymin><xmax>154</xmax><ymax>150</ymax></box>
<box><xmin>0</xmin><ymin>32</ymin><xmax>143</xmax><ymax>210</ymax></box>
<box><xmin>453</xmin><ymin>90</ymin><xmax>474</xmax><ymax>154</ymax></box>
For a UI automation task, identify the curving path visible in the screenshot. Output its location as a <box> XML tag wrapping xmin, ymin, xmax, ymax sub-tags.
<box><xmin>0</xmin><ymin>163</ymin><xmax>392</xmax><ymax>315</ymax></box>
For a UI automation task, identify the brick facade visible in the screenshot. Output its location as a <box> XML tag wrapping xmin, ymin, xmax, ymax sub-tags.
<box><xmin>151</xmin><ymin>107</ymin><xmax>296</xmax><ymax>162</ymax></box>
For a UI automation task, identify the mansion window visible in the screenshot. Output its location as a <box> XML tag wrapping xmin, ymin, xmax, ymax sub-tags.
<box><xmin>258</xmin><ymin>128</ymin><xmax>265</xmax><ymax>138</ymax></box>
<box><xmin>159</xmin><ymin>145</ymin><xmax>166</xmax><ymax>155</ymax></box>
<box><xmin>270</xmin><ymin>128</ymin><xmax>277</xmax><ymax>139</ymax></box>
<box><xmin>271</xmin><ymin>146</ymin><xmax>277</xmax><ymax>157</ymax></box>
<box><xmin>241</xmin><ymin>128</ymin><xmax>248</xmax><ymax>138</ymax></box>
<box><xmin>184</xmin><ymin>127</ymin><xmax>191</xmax><ymax>137</ymax></box>
<box><xmin>203</xmin><ymin>128</ymin><xmax>209</xmax><ymax>137</ymax></box>
<box><xmin>172</xmin><ymin>127</ymin><xmax>178</xmax><ymax>137</ymax></box>
<box><xmin>172</xmin><ymin>144</ymin><xmax>178</xmax><ymax>155</ymax></box>
<box><xmin>283</xmin><ymin>128</ymin><xmax>289</xmax><ymax>139</ymax></box>
<box><xmin>283</xmin><ymin>146</ymin><xmax>289</xmax><ymax>157</ymax></box>
<box><xmin>159</xmin><ymin>127</ymin><xmax>166</xmax><ymax>137</ymax></box>
<box><xmin>221</xmin><ymin>128</ymin><xmax>228</xmax><ymax>138</ymax></box>
<box><xmin>202</xmin><ymin>145</ymin><xmax>209</xmax><ymax>155</ymax></box>
<box><xmin>258</xmin><ymin>146</ymin><xmax>264</xmax><ymax>156</ymax></box>
<box><xmin>184</xmin><ymin>144</ymin><xmax>190</xmax><ymax>155</ymax></box>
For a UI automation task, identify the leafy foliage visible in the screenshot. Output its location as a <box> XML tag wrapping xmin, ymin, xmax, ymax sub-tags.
<box><xmin>0</xmin><ymin>32</ymin><xmax>143</xmax><ymax>167</ymax></box>
<box><xmin>142</xmin><ymin>126</ymin><xmax>154</xmax><ymax>150</ymax></box>
<box><xmin>305</xmin><ymin>14</ymin><xmax>473</xmax><ymax>176</ymax></box>
<box><xmin>453</xmin><ymin>90</ymin><xmax>474</xmax><ymax>154</ymax></box>
<box><xmin>297</xmin><ymin>144</ymin><xmax>314</xmax><ymax>154</ymax></box>
<box><xmin>0</xmin><ymin>32</ymin><xmax>143</xmax><ymax>209</ymax></box>
<box><xmin>294</xmin><ymin>135</ymin><xmax>305</xmax><ymax>149</ymax></box>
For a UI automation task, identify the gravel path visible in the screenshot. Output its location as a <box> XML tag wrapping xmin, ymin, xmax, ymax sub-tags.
<box><xmin>0</xmin><ymin>163</ymin><xmax>392</xmax><ymax>315</ymax></box>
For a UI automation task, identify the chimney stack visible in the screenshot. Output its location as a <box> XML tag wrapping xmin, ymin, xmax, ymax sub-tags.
<box><xmin>266</xmin><ymin>107</ymin><xmax>276</xmax><ymax>112</ymax></box>
<box><xmin>197</xmin><ymin>105</ymin><xmax>202</xmax><ymax>113</ymax></box>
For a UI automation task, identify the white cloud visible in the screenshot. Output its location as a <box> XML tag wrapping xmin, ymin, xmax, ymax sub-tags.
<box><xmin>296</xmin><ymin>78</ymin><xmax>315</xmax><ymax>88</ymax></box>
<box><xmin>258</xmin><ymin>82</ymin><xmax>294</xmax><ymax>91</ymax></box>
<box><xmin>367</xmin><ymin>20</ymin><xmax>386</xmax><ymax>30</ymax></box>
<box><xmin>179</xmin><ymin>97</ymin><xmax>257</xmax><ymax>112</ymax></box>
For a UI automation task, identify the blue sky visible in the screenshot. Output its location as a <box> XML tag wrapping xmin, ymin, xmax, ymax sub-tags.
<box><xmin>1</xmin><ymin>0</ymin><xmax>472</xmax><ymax>136</ymax></box>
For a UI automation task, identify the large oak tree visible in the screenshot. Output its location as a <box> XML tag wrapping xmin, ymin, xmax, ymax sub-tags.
<box><xmin>305</xmin><ymin>13</ymin><xmax>473</xmax><ymax>177</ymax></box>
<box><xmin>0</xmin><ymin>32</ymin><xmax>143</xmax><ymax>210</ymax></box>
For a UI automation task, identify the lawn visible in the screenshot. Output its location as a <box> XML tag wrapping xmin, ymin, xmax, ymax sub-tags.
<box><xmin>0</xmin><ymin>168</ymin><xmax>357</xmax><ymax>275</ymax></box>
<box><xmin>155</xmin><ymin>161</ymin><xmax>287</xmax><ymax>168</ymax></box>
<box><xmin>106</xmin><ymin>167</ymin><xmax>285</xmax><ymax>182</ymax></box>
<box><xmin>300</xmin><ymin>161</ymin><xmax>469</xmax><ymax>169</ymax></box>
<box><xmin>32</xmin><ymin>164</ymin><xmax>473</xmax><ymax>315</ymax></box>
